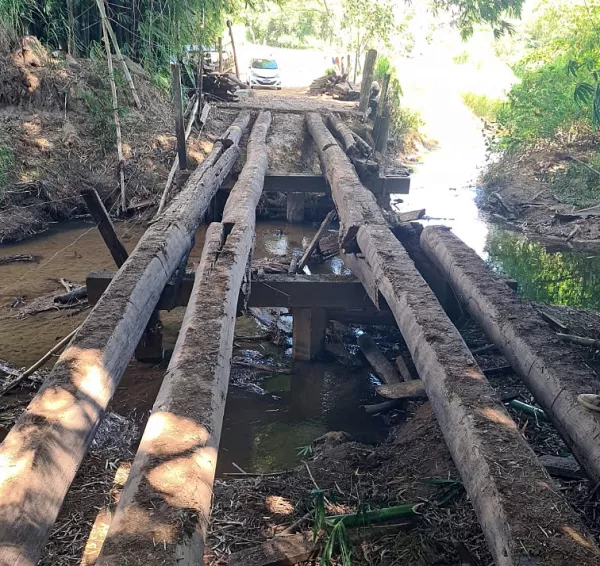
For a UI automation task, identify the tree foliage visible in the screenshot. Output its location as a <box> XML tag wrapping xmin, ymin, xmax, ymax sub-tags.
<box><xmin>496</xmin><ymin>1</ymin><xmax>600</xmax><ymax>147</ymax></box>
<box><xmin>431</xmin><ymin>0</ymin><xmax>525</xmax><ymax>39</ymax></box>
<box><xmin>0</xmin><ymin>0</ymin><xmax>238</xmax><ymax>68</ymax></box>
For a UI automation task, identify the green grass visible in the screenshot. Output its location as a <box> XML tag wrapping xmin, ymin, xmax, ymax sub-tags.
<box><xmin>0</xmin><ymin>144</ymin><xmax>14</xmax><ymax>198</ymax></box>
<box><xmin>461</xmin><ymin>92</ymin><xmax>503</xmax><ymax>123</ymax></box>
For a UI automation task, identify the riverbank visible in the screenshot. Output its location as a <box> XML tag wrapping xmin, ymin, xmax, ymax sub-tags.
<box><xmin>479</xmin><ymin>139</ymin><xmax>600</xmax><ymax>251</ymax></box>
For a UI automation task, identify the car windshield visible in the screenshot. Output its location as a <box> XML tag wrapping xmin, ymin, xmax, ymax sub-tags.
<box><xmin>252</xmin><ymin>59</ymin><xmax>278</xmax><ymax>70</ymax></box>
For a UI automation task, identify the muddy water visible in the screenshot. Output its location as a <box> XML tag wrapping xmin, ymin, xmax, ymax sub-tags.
<box><xmin>0</xmin><ymin>217</ymin><xmax>384</xmax><ymax>472</ymax></box>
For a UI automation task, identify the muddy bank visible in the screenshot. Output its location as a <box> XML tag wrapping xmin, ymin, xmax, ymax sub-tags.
<box><xmin>481</xmin><ymin>142</ymin><xmax>600</xmax><ymax>251</ymax></box>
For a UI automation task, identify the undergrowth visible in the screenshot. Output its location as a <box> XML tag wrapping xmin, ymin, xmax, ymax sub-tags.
<box><xmin>391</xmin><ymin>106</ymin><xmax>424</xmax><ymax>152</ymax></box>
<box><xmin>546</xmin><ymin>155</ymin><xmax>600</xmax><ymax>208</ymax></box>
<box><xmin>0</xmin><ymin>144</ymin><xmax>14</xmax><ymax>198</ymax></box>
<box><xmin>461</xmin><ymin>92</ymin><xmax>503</xmax><ymax>123</ymax></box>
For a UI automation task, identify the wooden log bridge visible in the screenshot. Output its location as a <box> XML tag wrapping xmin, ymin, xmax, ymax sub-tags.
<box><xmin>306</xmin><ymin>111</ymin><xmax>599</xmax><ymax>565</ymax></box>
<box><xmin>1</xmin><ymin>106</ymin><xmax>599</xmax><ymax>566</ymax></box>
<box><xmin>96</xmin><ymin>111</ymin><xmax>273</xmax><ymax>565</ymax></box>
<box><xmin>420</xmin><ymin>225</ymin><xmax>600</xmax><ymax>484</ymax></box>
<box><xmin>0</xmin><ymin>111</ymin><xmax>251</xmax><ymax>566</ymax></box>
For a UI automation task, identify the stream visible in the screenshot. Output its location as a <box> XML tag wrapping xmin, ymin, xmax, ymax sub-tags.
<box><xmin>1</xmin><ymin>105</ymin><xmax>599</xmax><ymax>473</ymax></box>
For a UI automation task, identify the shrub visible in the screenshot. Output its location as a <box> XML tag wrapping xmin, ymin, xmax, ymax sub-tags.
<box><xmin>391</xmin><ymin>106</ymin><xmax>423</xmax><ymax>151</ymax></box>
<box><xmin>461</xmin><ymin>92</ymin><xmax>503</xmax><ymax>123</ymax></box>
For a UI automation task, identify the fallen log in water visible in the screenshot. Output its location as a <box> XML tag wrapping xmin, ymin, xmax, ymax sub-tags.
<box><xmin>420</xmin><ymin>225</ymin><xmax>600</xmax><ymax>485</ymax></box>
<box><xmin>357</xmin><ymin>333</ymin><xmax>401</xmax><ymax>385</ymax></box>
<box><xmin>306</xmin><ymin>111</ymin><xmax>599</xmax><ymax>565</ymax></box>
<box><xmin>0</xmin><ymin>254</ymin><xmax>40</xmax><ymax>265</ymax></box>
<box><xmin>95</xmin><ymin>112</ymin><xmax>271</xmax><ymax>566</ymax></box>
<box><xmin>0</xmin><ymin>111</ymin><xmax>250</xmax><ymax>566</ymax></box>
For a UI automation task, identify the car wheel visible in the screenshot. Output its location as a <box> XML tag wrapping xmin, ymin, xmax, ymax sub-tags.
<box><xmin>277</xmin><ymin>87</ymin><xmax>282</xmax><ymax>90</ymax></box>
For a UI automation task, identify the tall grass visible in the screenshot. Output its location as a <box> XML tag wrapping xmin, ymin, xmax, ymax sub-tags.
<box><xmin>0</xmin><ymin>144</ymin><xmax>14</xmax><ymax>199</ymax></box>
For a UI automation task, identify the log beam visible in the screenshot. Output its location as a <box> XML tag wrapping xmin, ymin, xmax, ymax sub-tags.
<box><xmin>292</xmin><ymin>308</ymin><xmax>327</xmax><ymax>361</ymax></box>
<box><xmin>286</xmin><ymin>192</ymin><xmax>305</xmax><ymax>223</ymax></box>
<box><xmin>0</xmin><ymin>112</ymin><xmax>250</xmax><ymax>566</ymax></box>
<box><xmin>306</xmin><ymin>111</ymin><xmax>599</xmax><ymax>565</ymax></box>
<box><xmin>96</xmin><ymin>112</ymin><xmax>272</xmax><ymax>566</ymax></box>
<box><xmin>420</xmin><ymin>225</ymin><xmax>600</xmax><ymax>485</ymax></box>
<box><xmin>87</xmin><ymin>273</ymin><xmax>386</xmax><ymax>311</ymax></box>
<box><xmin>221</xmin><ymin>173</ymin><xmax>410</xmax><ymax>195</ymax></box>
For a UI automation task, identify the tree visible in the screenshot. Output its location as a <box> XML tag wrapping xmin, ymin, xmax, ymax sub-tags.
<box><xmin>340</xmin><ymin>0</ymin><xmax>395</xmax><ymax>80</ymax></box>
<box><xmin>431</xmin><ymin>0</ymin><xmax>525</xmax><ymax>39</ymax></box>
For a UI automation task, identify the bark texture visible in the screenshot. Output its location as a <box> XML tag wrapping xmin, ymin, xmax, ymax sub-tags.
<box><xmin>0</xmin><ymin>112</ymin><xmax>250</xmax><ymax>566</ymax></box>
<box><xmin>95</xmin><ymin>112</ymin><xmax>271</xmax><ymax>566</ymax></box>
<box><xmin>420</xmin><ymin>225</ymin><xmax>600</xmax><ymax>484</ymax></box>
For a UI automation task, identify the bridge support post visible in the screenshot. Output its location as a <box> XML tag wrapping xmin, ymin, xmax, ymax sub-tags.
<box><xmin>287</xmin><ymin>192</ymin><xmax>305</xmax><ymax>223</ymax></box>
<box><xmin>292</xmin><ymin>307</ymin><xmax>327</xmax><ymax>360</ymax></box>
<box><xmin>134</xmin><ymin>310</ymin><xmax>163</xmax><ymax>363</ymax></box>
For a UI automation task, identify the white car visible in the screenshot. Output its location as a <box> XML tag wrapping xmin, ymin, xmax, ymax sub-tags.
<box><xmin>247</xmin><ymin>58</ymin><xmax>282</xmax><ymax>89</ymax></box>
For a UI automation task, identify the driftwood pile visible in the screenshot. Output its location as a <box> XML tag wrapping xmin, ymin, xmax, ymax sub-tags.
<box><xmin>308</xmin><ymin>72</ymin><xmax>359</xmax><ymax>101</ymax></box>
<box><xmin>202</xmin><ymin>72</ymin><xmax>243</xmax><ymax>102</ymax></box>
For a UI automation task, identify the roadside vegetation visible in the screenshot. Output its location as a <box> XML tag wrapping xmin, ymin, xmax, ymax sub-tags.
<box><xmin>461</xmin><ymin>1</ymin><xmax>600</xmax><ymax>209</ymax></box>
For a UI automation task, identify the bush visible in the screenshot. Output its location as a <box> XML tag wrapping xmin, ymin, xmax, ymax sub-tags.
<box><xmin>391</xmin><ymin>106</ymin><xmax>423</xmax><ymax>151</ymax></box>
<box><xmin>496</xmin><ymin>59</ymin><xmax>591</xmax><ymax>149</ymax></box>
<box><xmin>461</xmin><ymin>92</ymin><xmax>503</xmax><ymax>123</ymax></box>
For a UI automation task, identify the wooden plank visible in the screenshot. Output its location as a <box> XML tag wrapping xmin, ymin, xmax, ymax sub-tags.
<box><xmin>358</xmin><ymin>49</ymin><xmax>377</xmax><ymax>113</ymax></box>
<box><xmin>292</xmin><ymin>308</ymin><xmax>327</xmax><ymax>361</ymax></box>
<box><xmin>421</xmin><ymin>225</ymin><xmax>600</xmax><ymax>485</ymax></box>
<box><xmin>81</xmin><ymin>188</ymin><xmax>128</xmax><ymax>267</ymax></box>
<box><xmin>87</xmin><ymin>273</ymin><xmax>385</xmax><ymax>311</ymax></box>
<box><xmin>297</xmin><ymin>210</ymin><xmax>336</xmax><ymax>271</ymax></box>
<box><xmin>358</xmin><ymin>333</ymin><xmax>401</xmax><ymax>384</ymax></box>
<box><xmin>307</xmin><ymin>111</ymin><xmax>599</xmax><ymax>565</ymax></box>
<box><xmin>96</xmin><ymin>112</ymin><xmax>271</xmax><ymax>566</ymax></box>
<box><xmin>395</xmin><ymin>355</ymin><xmax>413</xmax><ymax>382</ymax></box>
<box><xmin>539</xmin><ymin>455</ymin><xmax>585</xmax><ymax>480</ymax></box>
<box><xmin>228</xmin><ymin>533</ymin><xmax>319</xmax><ymax>566</ymax></box>
<box><xmin>376</xmin><ymin>380</ymin><xmax>426</xmax><ymax>400</ymax></box>
<box><xmin>0</xmin><ymin>112</ymin><xmax>250</xmax><ymax>566</ymax></box>
<box><xmin>220</xmin><ymin>174</ymin><xmax>410</xmax><ymax>195</ymax></box>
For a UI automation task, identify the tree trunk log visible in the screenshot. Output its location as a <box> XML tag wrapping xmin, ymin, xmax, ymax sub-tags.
<box><xmin>358</xmin><ymin>49</ymin><xmax>377</xmax><ymax>113</ymax></box>
<box><xmin>0</xmin><ymin>112</ymin><xmax>250</xmax><ymax>566</ymax></box>
<box><xmin>306</xmin><ymin>112</ymin><xmax>599</xmax><ymax>565</ymax></box>
<box><xmin>306</xmin><ymin>113</ymin><xmax>386</xmax><ymax>251</ymax></box>
<box><xmin>327</xmin><ymin>113</ymin><xmax>359</xmax><ymax>158</ymax></box>
<box><xmin>420</xmin><ymin>225</ymin><xmax>600</xmax><ymax>485</ymax></box>
<box><xmin>96</xmin><ymin>112</ymin><xmax>271</xmax><ymax>566</ymax></box>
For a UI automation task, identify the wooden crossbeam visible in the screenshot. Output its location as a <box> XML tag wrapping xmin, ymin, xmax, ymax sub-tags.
<box><xmin>87</xmin><ymin>272</ymin><xmax>387</xmax><ymax>310</ymax></box>
<box><xmin>220</xmin><ymin>173</ymin><xmax>410</xmax><ymax>195</ymax></box>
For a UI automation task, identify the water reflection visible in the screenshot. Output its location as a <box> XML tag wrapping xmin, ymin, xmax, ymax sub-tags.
<box><xmin>217</xmin><ymin>362</ymin><xmax>387</xmax><ymax>474</ymax></box>
<box><xmin>486</xmin><ymin>228</ymin><xmax>600</xmax><ymax>310</ymax></box>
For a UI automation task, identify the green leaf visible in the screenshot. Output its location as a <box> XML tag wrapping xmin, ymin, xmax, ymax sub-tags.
<box><xmin>574</xmin><ymin>82</ymin><xmax>595</xmax><ymax>105</ymax></box>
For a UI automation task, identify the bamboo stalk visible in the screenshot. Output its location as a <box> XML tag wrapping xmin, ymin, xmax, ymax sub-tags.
<box><xmin>100</xmin><ymin>17</ymin><xmax>127</xmax><ymax>214</ymax></box>
<box><xmin>96</xmin><ymin>0</ymin><xmax>142</xmax><ymax>108</ymax></box>
<box><xmin>0</xmin><ymin>328</ymin><xmax>78</xmax><ymax>397</ymax></box>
